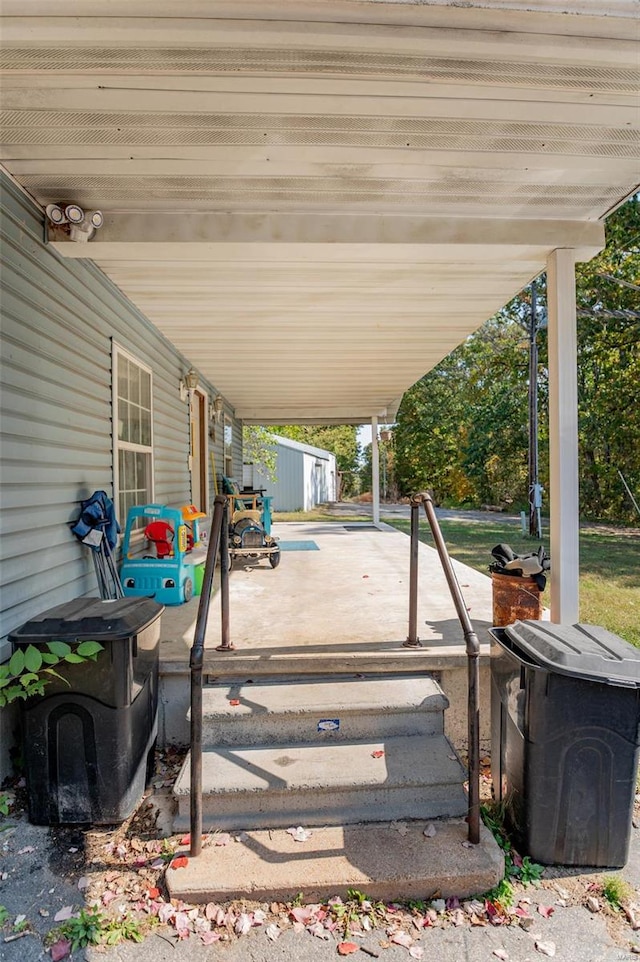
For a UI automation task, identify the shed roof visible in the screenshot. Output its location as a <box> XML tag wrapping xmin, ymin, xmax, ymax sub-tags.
<box><xmin>269</xmin><ymin>434</ymin><xmax>335</xmax><ymax>461</ymax></box>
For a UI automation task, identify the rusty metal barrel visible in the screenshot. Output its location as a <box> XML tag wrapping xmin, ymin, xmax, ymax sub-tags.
<box><xmin>491</xmin><ymin>571</ymin><xmax>542</xmax><ymax>626</ymax></box>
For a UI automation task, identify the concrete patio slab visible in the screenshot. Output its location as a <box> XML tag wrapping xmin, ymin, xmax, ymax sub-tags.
<box><xmin>157</xmin><ymin>520</ymin><xmax>495</xmax><ymax>666</ymax></box>
<box><xmin>156</xmin><ymin>519</ymin><xmax>499</xmax><ymax>749</ymax></box>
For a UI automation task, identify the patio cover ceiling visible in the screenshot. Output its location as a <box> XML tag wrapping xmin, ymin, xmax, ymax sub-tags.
<box><xmin>1</xmin><ymin>1</ymin><xmax>638</xmax><ymax>424</ymax></box>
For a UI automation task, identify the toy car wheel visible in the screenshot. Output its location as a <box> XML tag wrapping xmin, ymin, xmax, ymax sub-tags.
<box><xmin>269</xmin><ymin>550</ymin><xmax>281</xmax><ymax>569</ymax></box>
<box><xmin>183</xmin><ymin>577</ymin><xmax>193</xmax><ymax>602</ymax></box>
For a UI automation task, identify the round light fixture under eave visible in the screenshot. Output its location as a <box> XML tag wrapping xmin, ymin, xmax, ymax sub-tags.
<box><xmin>65</xmin><ymin>204</ymin><xmax>85</xmax><ymax>224</ymax></box>
<box><xmin>45</xmin><ymin>203</ymin><xmax>67</xmax><ymax>225</ymax></box>
<box><xmin>88</xmin><ymin>210</ymin><xmax>104</xmax><ymax>229</ymax></box>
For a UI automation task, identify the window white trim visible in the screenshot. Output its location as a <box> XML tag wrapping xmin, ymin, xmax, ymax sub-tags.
<box><xmin>112</xmin><ymin>341</ymin><xmax>154</xmax><ymax>529</ymax></box>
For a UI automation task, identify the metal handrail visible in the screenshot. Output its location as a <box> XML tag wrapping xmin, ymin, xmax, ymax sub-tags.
<box><xmin>408</xmin><ymin>491</ymin><xmax>481</xmax><ymax>845</ymax></box>
<box><xmin>189</xmin><ymin>494</ymin><xmax>227</xmax><ymax>857</ymax></box>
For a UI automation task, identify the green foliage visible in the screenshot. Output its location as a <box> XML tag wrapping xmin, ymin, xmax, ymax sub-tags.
<box><xmin>0</xmin><ymin>794</ymin><xmax>9</xmax><ymax>817</ymax></box>
<box><xmin>484</xmin><ymin>876</ymin><xmax>516</xmax><ymax>910</ymax></box>
<box><xmin>0</xmin><ymin>905</ymin><xmax>8</xmax><ymax>927</ymax></box>
<box><xmin>480</xmin><ymin>802</ymin><xmax>544</xmax><ymax>899</ymax></box>
<box><xmin>329</xmin><ymin>889</ymin><xmax>387</xmax><ymax>939</ymax></box>
<box><xmin>56</xmin><ymin>909</ymin><xmax>104</xmax><ymax>950</ymax></box>
<box><xmin>101</xmin><ymin>914</ymin><xmax>145</xmax><ymax>945</ymax></box>
<box><xmin>0</xmin><ymin>640</ymin><xmax>104</xmax><ymax>707</ymax></box>
<box><xmin>391</xmin><ymin>196</ymin><xmax>639</xmax><ymax>523</ymax></box>
<box><xmin>601</xmin><ymin>875</ymin><xmax>633</xmax><ymax>910</ymax></box>
<box><xmin>242</xmin><ymin>425</ymin><xmax>278</xmax><ymax>481</ymax></box>
<box><xmin>53</xmin><ymin>908</ymin><xmax>145</xmax><ymax>949</ymax></box>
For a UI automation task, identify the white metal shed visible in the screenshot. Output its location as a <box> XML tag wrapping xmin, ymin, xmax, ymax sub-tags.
<box><xmin>244</xmin><ymin>435</ymin><xmax>337</xmax><ymax>512</ymax></box>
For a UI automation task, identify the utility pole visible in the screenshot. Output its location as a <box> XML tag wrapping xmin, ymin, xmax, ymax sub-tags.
<box><xmin>528</xmin><ymin>280</ymin><xmax>543</xmax><ymax>538</ymax></box>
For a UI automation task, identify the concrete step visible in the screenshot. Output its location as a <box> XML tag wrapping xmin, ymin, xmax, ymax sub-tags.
<box><xmin>198</xmin><ymin>674</ymin><xmax>448</xmax><ymax>747</ymax></box>
<box><xmin>173</xmin><ymin>733</ymin><xmax>467</xmax><ymax>832</ymax></box>
<box><xmin>165</xmin><ymin>818</ymin><xmax>504</xmax><ymax>904</ymax></box>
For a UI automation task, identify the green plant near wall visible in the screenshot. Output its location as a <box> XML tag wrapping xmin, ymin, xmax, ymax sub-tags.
<box><xmin>0</xmin><ymin>640</ymin><xmax>104</xmax><ymax>707</ymax></box>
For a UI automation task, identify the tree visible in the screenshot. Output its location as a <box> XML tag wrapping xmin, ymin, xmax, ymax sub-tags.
<box><xmin>391</xmin><ymin>196</ymin><xmax>639</xmax><ymax>521</ymax></box>
<box><xmin>242</xmin><ymin>425</ymin><xmax>278</xmax><ymax>481</ymax></box>
<box><xmin>574</xmin><ymin>196</ymin><xmax>640</xmax><ymax>520</ymax></box>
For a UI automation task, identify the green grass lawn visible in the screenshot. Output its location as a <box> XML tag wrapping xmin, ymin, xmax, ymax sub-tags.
<box><xmin>384</xmin><ymin>516</ymin><xmax>640</xmax><ymax>648</ymax></box>
<box><xmin>273</xmin><ymin>509</ymin><xmax>371</xmax><ymax>523</ymax></box>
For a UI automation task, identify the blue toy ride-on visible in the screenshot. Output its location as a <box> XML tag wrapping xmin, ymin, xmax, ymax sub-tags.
<box><xmin>120</xmin><ymin>504</ymin><xmax>206</xmax><ymax>605</ymax></box>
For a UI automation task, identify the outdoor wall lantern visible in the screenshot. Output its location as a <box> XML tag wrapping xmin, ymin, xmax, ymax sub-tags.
<box><xmin>212</xmin><ymin>394</ymin><xmax>224</xmax><ymax>423</ymax></box>
<box><xmin>179</xmin><ymin>368</ymin><xmax>199</xmax><ymax>401</ymax></box>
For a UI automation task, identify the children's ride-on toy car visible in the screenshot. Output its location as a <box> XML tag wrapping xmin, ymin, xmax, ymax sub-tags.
<box><xmin>222</xmin><ymin>478</ymin><xmax>280</xmax><ymax>569</ymax></box>
<box><xmin>120</xmin><ymin>504</ymin><xmax>206</xmax><ymax>604</ymax></box>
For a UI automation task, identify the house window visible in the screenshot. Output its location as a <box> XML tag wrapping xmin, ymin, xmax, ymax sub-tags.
<box><xmin>113</xmin><ymin>345</ymin><xmax>153</xmax><ymax>527</ymax></box>
<box><xmin>224</xmin><ymin>416</ymin><xmax>233</xmax><ymax>477</ymax></box>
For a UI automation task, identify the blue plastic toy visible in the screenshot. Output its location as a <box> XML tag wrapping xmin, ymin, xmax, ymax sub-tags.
<box><xmin>120</xmin><ymin>504</ymin><xmax>199</xmax><ymax>605</ymax></box>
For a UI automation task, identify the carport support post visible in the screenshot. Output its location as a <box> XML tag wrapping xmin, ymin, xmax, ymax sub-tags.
<box><xmin>547</xmin><ymin>248</ymin><xmax>580</xmax><ymax>624</ymax></box>
<box><xmin>371</xmin><ymin>415</ymin><xmax>380</xmax><ymax>525</ymax></box>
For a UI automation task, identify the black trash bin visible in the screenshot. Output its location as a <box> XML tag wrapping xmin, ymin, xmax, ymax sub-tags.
<box><xmin>490</xmin><ymin>620</ymin><xmax>640</xmax><ymax>868</ymax></box>
<box><xmin>10</xmin><ymin>596</ymin><xmax>164</xmax><ymax>825</ymax></box>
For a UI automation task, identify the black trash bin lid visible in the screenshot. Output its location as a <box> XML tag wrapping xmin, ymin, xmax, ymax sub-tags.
<box><xmin>501</xmin><ymin>620</ymin><xmax>640</xmax><ymax>688</ymax></box>
<box><xmin>9</xmin><ymin>597</ymin><xmax>164</xmax><ymax>645</ymax></box>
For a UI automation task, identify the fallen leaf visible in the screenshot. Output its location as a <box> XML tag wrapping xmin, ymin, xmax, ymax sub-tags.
<box><xmin>586</xmin><ymin>896</ymin><xmax>600</xmax><ymax>913</ymax></box>
<box><xmin>338</xmin><ymin>942</ymin><xmax>360</xmax><ymax>955</ymax></box>
<box><xmin>77</xmin><ymin>877</ymin><xmax>89</xmax><ymax>890</ymax></box>
<box><xmin>286</xmin><ymin>826</ymin><xmax>312</xmax><ymax>842</ymax></box>
<box><xmin>18</xmin><ymin>846</ymin><xmax>35</xmax><ymax>855</ymax></box>
<box><xmin>309</xmin><ymin>921</ymin><xmax>330</xmax><ymax>939</ymax></box>
<box><xmin>469</xmin><ymin>913</ymin><xmax>487</xmax><ymax>926</ymax></box>
<box><xmin>200</xmin><ymin>931</ymin><xmax>221</xmax><ymax>944</ymax></box>
<box><xmin>390</xmin><ymin>931</ymin><xmax>413</xmax><ymax>947</ymax></box>
<box><xmin>180</xmin><ymin>834</ymin><xmax>191</xmax><ymax>845</ymax></box>
<box><xmin>537</xmin><ymin>905</ymin><xmax>555</xmax><ymax>919</ymax></box>
<box><xmin>170</xmin><ymin>856</ymin><xmax>189</xmax><ymax>870</ymax></box>
<box><xmin>290</xmin><ymin>906</ymin><xmax>317</xmax><ymax>925</ymax></box>
<box><xmin>214</xmin><ymin>833</ymin><xmax>231</xmax><ymax>846</ymax></box>
<box><xmin>229</xmin><ymin>699</ymin><xmax>240</xmax><ymax>706</ymax></box>
<box><xmin>53</xmin><ymin>907</ymin><xmax>74</xmax><ymax>923</ymax></box>
<box><xmin>147</xmin><ymin>887</ymin><xmax>160</xmax><ymax>900</ymax></box>
<box><xmin>50</xmin><ymin>938</ymin><xmax>72</xmax><ymax>961</ymax></box>
<box><xmin>371</xmin><ymin>750</ymin><xmax>385</xmax><ymax>758</ymax></box>
<box><xmin>423</xmin><ymin>823</ymin><xmax>437</xmax><ymax>838</ymax></box>
<box><xmin>235</xmin><ymin>913</ymin><xmax>252</xmax><ymax>935</ymax></box>
<box><xmin>535</xmin><ymin>941</ymin><xmax>556</xmax><ymax>957</ymax></box>
<box><xmin>409</xmin><ymin>948</ymin><xmax>424</xmax><ymax>959</ymax></box>
<box><xmin>265</xmin><ymin>923</ymin><xmax>281</xmax><ymax>941</ymax></box>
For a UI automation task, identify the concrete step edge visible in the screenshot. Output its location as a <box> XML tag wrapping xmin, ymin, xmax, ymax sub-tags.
<box><xmin>165</xmin><ymin>818</ymin><xmax>504</xmax><ymax>904</ymax></box>
<box><xmin>197</xmin><ymin>675</ymin><xmax>449</xmax><ymax>721</ymax></box>
<box><xmin>174</xmin><ymin>734</ymin><xmax>466</xmax><ymax>798</ymax></box>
